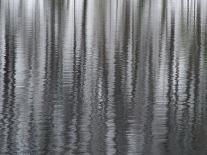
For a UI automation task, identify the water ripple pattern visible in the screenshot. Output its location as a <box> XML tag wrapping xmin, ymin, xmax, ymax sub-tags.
<box><xmin>0</xmin><ymin>0</ymin><xmax>207</xmax><ymax>155</ymax></box>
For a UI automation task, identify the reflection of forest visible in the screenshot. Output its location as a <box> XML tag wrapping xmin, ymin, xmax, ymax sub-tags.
<box><xmin>0</xmin><ymin>0</ymin><xmax>207</xmax><ymax>154</ymax></box>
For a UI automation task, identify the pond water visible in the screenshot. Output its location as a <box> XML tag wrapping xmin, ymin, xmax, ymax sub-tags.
<box><xmin>0</xmin><ymin>0</ymin><xmax>207</xmax><ymax>154</ymax></box>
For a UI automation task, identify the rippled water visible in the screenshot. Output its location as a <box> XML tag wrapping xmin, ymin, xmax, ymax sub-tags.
<box><xmin>0</xmin><ymin>0</ymin><xmax>207</xmax><ymax>154</ymax></box>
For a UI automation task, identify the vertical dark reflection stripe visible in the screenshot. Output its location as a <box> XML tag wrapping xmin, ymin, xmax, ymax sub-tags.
<box><xmin>165</xmin><ymin>1</ymin><xmax>176</xmax><ymax>154</ymax></box>
<box><xmin>39</xmin><ymin>0</ymin><xmax>56</xmax><ymax>153</ymax></box>
<box><xmin>191</xmin><ymin>0</ymin><xmax>202</xmax><ymax>153</ymax></box>
<box><xmin>113</xmin><ymin>1</ymin><xmax>128</xmax><ymax>154</ymax></box>
<box><xmin>142</xmin><ymin>0</ymin><xmax>153</xmax><ymax>154</ymax></box>
<box><xmin>0</xmin><ymin>1</ymin><xmax>17</xmax><ymax>154</ymax></box>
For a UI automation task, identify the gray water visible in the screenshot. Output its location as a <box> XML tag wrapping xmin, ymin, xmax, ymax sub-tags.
<box><xmin>0</xmin><ymin>0</ymin><xmax>207</xmax><ymax>155</ymax></box>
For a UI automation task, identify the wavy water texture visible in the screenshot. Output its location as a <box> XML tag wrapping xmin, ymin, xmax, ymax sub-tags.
<box><xmin>0</xmin><ymin>0</ymin><xmax>207</xmax><ymax>154</ymax></box>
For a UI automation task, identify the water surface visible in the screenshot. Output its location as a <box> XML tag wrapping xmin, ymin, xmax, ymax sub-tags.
<box><xmin>0</xmin><ymin>0</ymin><xmax>207</xmax><ymax>154</ymax></box>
